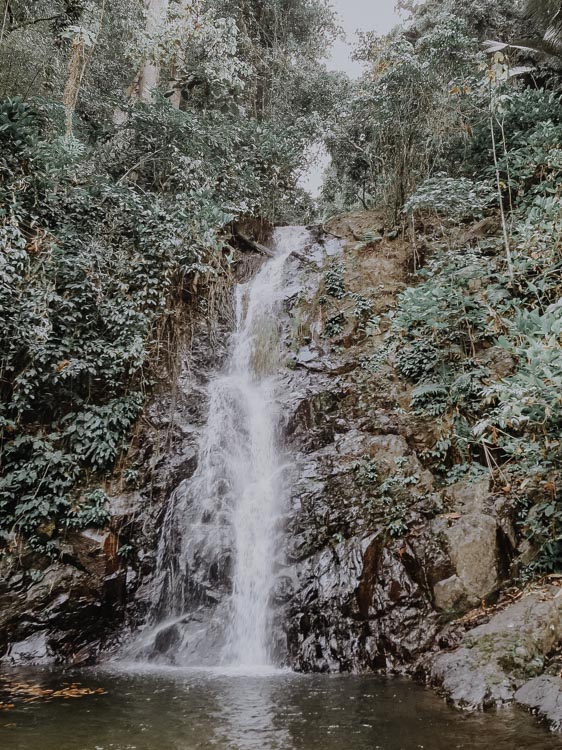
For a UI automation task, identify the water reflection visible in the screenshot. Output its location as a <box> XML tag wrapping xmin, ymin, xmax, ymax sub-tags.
<box><xmin>209</xmin><ymin>670</ymin><xmax>292</xmax><ymax>750</ymax></box>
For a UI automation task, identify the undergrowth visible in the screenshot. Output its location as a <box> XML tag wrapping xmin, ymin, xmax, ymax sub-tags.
<box><xmin>380</xmin><ymin>89</ymin><xmax>562</xmax><ymax>575</ymax></box>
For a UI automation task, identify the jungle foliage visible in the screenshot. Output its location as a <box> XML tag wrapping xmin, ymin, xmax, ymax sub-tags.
<box><xmin>0</xmin><ymin>0</ymin><xmax>337</xmax><ymax>551</ymax></box>
<box><xmin>324</xmin><ymin>0</ymin><xmax>562</xmax><ymax>575</ymax></box>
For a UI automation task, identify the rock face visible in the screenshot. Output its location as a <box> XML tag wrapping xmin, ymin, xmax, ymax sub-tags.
<box><xmin>286</xmin><ymin>534</ymin><xmax>439</xmax><ymax>672</ymax></box>
<box><xmin>0</xmin><ymin>544</ymin><xmax>125</xmax><ymax>664</ymax></box>
<box><xmin>271</xmin><ymin>219</ymin><xmax>445</xmax><ymax>672</ymax></box>
<box><xmin>274</xmin><ymin>215</ymin><xmax>515</xmax><ymax>674</ymax></box>
<box><xmin>281</xmin><ymin>383</ymin><xmax>442</xmax><ymax>671</ymax></box>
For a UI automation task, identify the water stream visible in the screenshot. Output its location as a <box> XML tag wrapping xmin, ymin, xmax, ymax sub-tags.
<box><xmin>130</xmin><ymin>226</ymin><xmax>307</xmax><ymax>668</ymax></box>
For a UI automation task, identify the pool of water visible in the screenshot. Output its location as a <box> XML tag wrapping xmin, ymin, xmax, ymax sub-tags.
<box><xmin>1</xmin><ymin>666</ymin><xmax>561</xmax><ymax>750</ymax></box>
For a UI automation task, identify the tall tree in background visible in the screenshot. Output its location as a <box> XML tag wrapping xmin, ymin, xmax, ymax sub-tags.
<box><xmin>138</xmin><ymin>0</ymin><xmax>169</xmax><ymax>101</ymax></box>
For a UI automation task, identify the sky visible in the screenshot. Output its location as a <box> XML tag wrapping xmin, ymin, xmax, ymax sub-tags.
<box><xmin>301</xmin><ymin>0</ymin><xmax>402</xmax><ymax>195</ymax></box>
<box><xmin>327</xmin><ymin>0</ymin><xmax>402</xmax><ymax>77</ymax></box>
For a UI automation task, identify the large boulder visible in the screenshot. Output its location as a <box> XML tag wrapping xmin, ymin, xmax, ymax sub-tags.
<box><xmin>430</xmin><ymin>477</ymin><xmax>516</xmax><ymax>611</ymax></box>
<box><xmin>429</xmin><ymin>589</ymin><xmax>562</xmax><ymax>710</ymax></box>
<box><xmin>443</xmin><ymin>513</ymin><xmax>499</xmax><ymax>606</ymax></box>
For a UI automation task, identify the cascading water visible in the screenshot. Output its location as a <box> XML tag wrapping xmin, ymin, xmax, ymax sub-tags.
<box><xmin>130</xmin><ymin>226</ymin><xmax>309</xmax><ymax>668</ymax></box>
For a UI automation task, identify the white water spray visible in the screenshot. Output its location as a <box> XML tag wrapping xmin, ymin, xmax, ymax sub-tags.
<box><xmin>133</xmin><ymin>226</ymin><xmax>308</xmax><ymax>668</ymax></box>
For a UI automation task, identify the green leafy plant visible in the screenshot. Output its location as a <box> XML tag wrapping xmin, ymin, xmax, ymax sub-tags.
<box><xmin>324</xmin><ymin>262</ymin><xmax>346</xmax><ymax>299</ymax></box>
<box><xmin>404</xmin><ymin>175</ymin><xmax>497</xmax><ymax>222</ymax></box>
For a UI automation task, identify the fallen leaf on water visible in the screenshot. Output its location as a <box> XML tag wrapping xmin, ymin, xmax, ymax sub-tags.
<box><xmin>0</xmin><ymin>675</ymin><xmax>107</xmax><ymax>707</ymax></box>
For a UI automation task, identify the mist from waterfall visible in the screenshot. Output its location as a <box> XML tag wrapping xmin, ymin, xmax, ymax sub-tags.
<box><xmin>129</xmin><ymin>226</ymin><xmax>308</xmax><ymax>669</ymax></box>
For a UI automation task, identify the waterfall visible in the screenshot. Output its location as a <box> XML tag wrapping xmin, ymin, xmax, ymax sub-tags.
<box><xmin>130</xmin><ymin>226</ymin><xmax>309</xmax><ymax>669</ymax></box>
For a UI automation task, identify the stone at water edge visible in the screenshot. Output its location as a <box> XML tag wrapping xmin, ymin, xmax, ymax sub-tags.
<box><xmin>515</xmin><ymin>676</ymin><xmax>562</xmax><ymax>733</ymax></box>
<box><xmin>429</xmin><ymin>589</ymin><xmax>562</xmax><ymax>711</ymax></box>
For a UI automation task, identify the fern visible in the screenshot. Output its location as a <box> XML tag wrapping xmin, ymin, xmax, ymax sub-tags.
<box><xmin>324</xmin><ymin>263</ymin><xmax>346</xmax><ymax>299</ymax></box>
<box><xmin>411</xmin><ymin>382</ymin><xmax>449</xmax><ymax>400</ymax></box>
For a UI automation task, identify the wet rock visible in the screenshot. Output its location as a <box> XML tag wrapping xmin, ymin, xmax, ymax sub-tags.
<box><xmin>64</xmin><ymin>529</ymin><xmax>122</xmax><ymax>580</ymax></box>
<box><xmin>429</xmin><ymin>589</ymin><xmax>562</xmax><ymax>710</ymax></box>
<box><xmin>277</xmin><ymin>236</ymin><xmax>447</xmax><ymax>674</ymax></box>
<box><xmin>287</xmin><ymin>534</ymin><xmax>438</xmax><ymax>673</ymax></box>
<box><xmin>296</xmin><ymin>346</ymin><xmax>320</xmax><ymax>365</ymax></box>
<box><xmin>109</xmin><ymin>492</ymin><xmax>142</xmax><ymax>524</ymax></box>
<box><xmin>0</xmin><ymin>561</ymin><xmax>121</xmax><ymax>664</ymax></box>
<box><xmin>285</xmin><ymin>389</ymin><xmax>341</xmax><ymax>452</ymax></box>
<box><xmin>408</xmin><ymin>526</ymin><xmax>454</xmax><ymax>593</ymax></box>
<box><xmin>515</xmin><ymin>676</ymin><xmax>562</xmax><ymax>732</ymax></box>
<box><xmin>153</xmin><ymin>624</ymin><xmax>181</xmax><ymax>655</ymax></box>
<box><xmin>5</xmin><ymin>632</ymin><xmax>53</xmax><ymax>665</ymax></box>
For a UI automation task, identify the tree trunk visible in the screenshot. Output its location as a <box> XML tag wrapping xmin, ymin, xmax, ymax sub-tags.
<box><xmin>113</xmin><ymin>0</ymin><xmax>168</xmax><ymax>123</ymax></box>
<box><xmin>138</xmin><ymin>0</ymin><xmax>169</xmax><ymax>101</ymax></box>
<box><xmin>63</xmin><ymin>37</ymin><xmax>86</xmax><ymax>136</ymax></box>
<box><xmin>169</xmin><ymin>62</ymin><xmax>182</xmax><ymax>109</ymax></box>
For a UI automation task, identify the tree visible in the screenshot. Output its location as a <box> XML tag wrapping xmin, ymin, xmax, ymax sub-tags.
<box><xmin>138</xmin><ymin>0</ymin><xmax>169</xmax><ymax>101</ymax></box>
<box><xmin>323</xmin><ymin>11</ymin><xmax>483</xmax><ymax>216</ymax></box>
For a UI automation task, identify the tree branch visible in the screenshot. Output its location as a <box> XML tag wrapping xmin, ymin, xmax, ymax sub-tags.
<box><xmin>5</xmin><ymin>13</ymin><xmax>63</xmax><ymax>36</ymax></box>
<box><xmin>235</xmin><ymin>232</ymin><xmax>275</xmax><ymax>258</ymax></box>
<box><xmin>0</xmin><ymin>1</ymin><xmax>10</xmax><ymax>46</ymax></box>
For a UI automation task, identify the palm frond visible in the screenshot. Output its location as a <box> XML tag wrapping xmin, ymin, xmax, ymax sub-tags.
<box><xmin>513</xmin><ymin>35</ymin><xmax>562</xmax><ymax>64</ymax></box>
<box><xmin>525</xmin><ymin>0</ymin><xmax>561</xmax><ymax>24</ymax></box>
<box><xmin>524</xmin><ymin>0</ymin><xmax>562</xmax><ymax>45</ymax></box>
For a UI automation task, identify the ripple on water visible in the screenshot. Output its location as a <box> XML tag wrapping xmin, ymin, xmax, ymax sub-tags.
<box><xmin>1</xmin><ymin>669</ymin><xmax>562</xmax><ymax>750</ymax></box>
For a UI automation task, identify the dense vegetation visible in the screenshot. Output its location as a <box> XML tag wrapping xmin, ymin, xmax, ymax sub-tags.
<box><xmin>323</xmin><ymin>0</ymin><xmax>562</xmax><ymax>576</ymax></box>
<box><xmin>3</xmin><ymin>0</ymin><xmax>562</xmax><ymax>584</ymax></box>
<box><xmin>0</xmin><ymin>0</ymin><xmax>338</xmax><ymax>553</ymax></box>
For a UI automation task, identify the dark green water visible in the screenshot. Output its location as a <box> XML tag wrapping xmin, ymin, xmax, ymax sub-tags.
<box><xmin>1</xmin><ymin>667</ymin><xmax>561</xmax><ymax>750</ymax></box>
